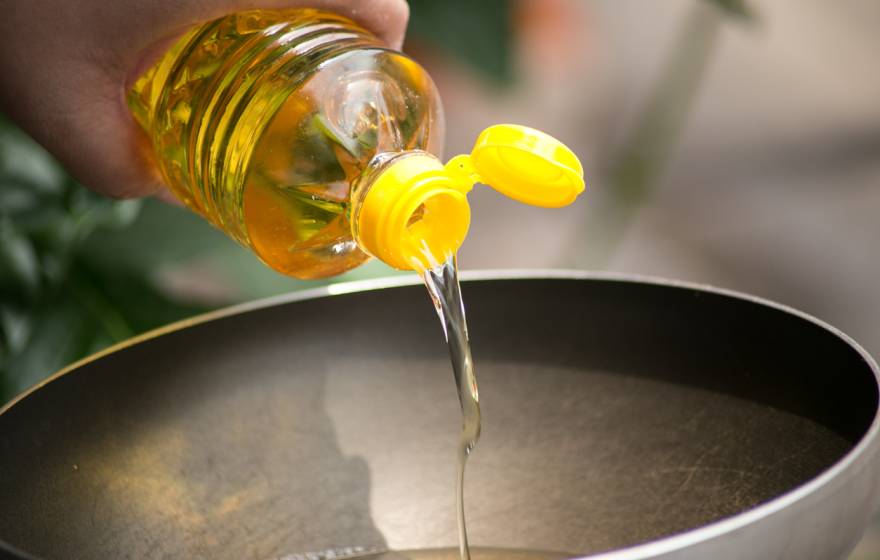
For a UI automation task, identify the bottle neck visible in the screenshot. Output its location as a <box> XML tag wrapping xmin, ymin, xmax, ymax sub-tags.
<box><xmin>350</xmin><ymin>151</ymin><xmax>472</xmax><ymax>272</ymax></box>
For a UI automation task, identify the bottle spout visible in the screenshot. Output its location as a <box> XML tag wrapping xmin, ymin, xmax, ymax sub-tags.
<box><xmin>353</xmin><ymin>153</ymin><xmax>472</xmax><ymax>272</ymax></box>
<box><xmin>353</xmin><ymin>125</ymin><xmax>585</xmax><ymax>272</ymax></box>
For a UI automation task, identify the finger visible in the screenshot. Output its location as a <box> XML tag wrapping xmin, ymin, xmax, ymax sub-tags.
<box><xmin>209</xmin><ymin>0</ymin><xmax>411</xmax><ymax>50</ymax></box>
<box><xmin>154</xmin><ymin>188</ymin><xmax>185</xmax><ymax>207</ymax></box>
<box><xmin>55</xmin><ymin>80</ymin><xmax>167</xmax><ymax>199</ymax></box>
<box><xmin>306</xmin><ymin>0</ymin><xmax>411</xmax><ymax>50</ymax></box>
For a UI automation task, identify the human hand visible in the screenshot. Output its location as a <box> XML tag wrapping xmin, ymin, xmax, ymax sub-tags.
<box><xmin>0</xmin><ymin>0</ymin><xmax>409</xmax><ymax>200</ymax></box>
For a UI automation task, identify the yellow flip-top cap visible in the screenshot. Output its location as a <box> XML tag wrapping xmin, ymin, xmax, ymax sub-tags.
<box><xmin>469</xmin><ymin>124</ymin><xmax>585</xmax><ymax>208</ymax></box>
<box><xmin>354</xmin><ymin>124</ymin><xmax>585</xmax><ymax>272</ymax></box>
<box><xmin>355</xmin><ymin>154</ymin><xmax>471</xmax><ymax>272</ymax></box>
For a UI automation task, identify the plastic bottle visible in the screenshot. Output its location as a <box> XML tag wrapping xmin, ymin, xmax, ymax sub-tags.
<box><xmin>129</xmin><ymin>9</ymin><xmax>585</xmax><ymax>278</ymax></box>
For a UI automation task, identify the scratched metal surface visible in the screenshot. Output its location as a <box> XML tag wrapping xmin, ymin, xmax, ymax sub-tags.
<box><xmin>0</xmin><ymin>277</ymin><xmax>875</xmax><ymax>559</ymax></box>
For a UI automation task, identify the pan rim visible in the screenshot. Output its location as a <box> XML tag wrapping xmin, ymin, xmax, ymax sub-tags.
<box><xmin>1</xmin><ymin>269</ymin><xmax>878</xmax><ymax>560</ymax></box>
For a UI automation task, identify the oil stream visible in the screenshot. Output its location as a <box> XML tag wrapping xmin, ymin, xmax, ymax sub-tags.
<box><xmin>422</xmin><ymin>255</ymin><xmax>481</xmax><ymax>560</ymax></box>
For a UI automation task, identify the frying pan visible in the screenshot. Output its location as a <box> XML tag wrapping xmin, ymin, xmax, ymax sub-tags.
<box><xmin>1</xmin><ymin>272</ymin><xmax>878</xmax><ymax>560</ymax></box>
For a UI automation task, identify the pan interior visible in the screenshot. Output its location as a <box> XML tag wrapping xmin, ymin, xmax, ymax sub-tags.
<box><xmin>0</xmin><ymin>278</ymin><xmax>876</xmax><ymax>560</ymax></box>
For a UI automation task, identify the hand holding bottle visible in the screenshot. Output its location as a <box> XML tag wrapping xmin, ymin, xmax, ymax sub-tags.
<box><xmin>0</xmin><ymin>0</ymin><xmax>409</xmax><ymax>200</ymax></box>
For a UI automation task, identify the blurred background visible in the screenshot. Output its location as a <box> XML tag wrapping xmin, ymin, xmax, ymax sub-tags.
<box><xmin>2</xmin><ymin>0</ymin><xmax>879</xmax><ymax>556</ymax></box>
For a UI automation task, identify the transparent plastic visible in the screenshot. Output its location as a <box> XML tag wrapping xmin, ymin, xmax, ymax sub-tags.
<box><xmin>129</xmin><ymin>9</ymin><xmax>444</xmax><ymax>278</ymax></box>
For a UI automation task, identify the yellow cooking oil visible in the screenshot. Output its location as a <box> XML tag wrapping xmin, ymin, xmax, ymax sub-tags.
<box><xmin>128</xmin><ymin>9</ymin><xmax>443</xmax><ymax>278</ymax></box>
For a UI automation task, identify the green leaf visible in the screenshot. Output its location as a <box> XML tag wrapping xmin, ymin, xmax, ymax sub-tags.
<box><xmin>80</xmin><ymin>198</ymin><xmax>231</xmax><ymax>275</ymax></box>
<box><xmin>408</xmin><ymin>0</ymin><xmax>515</xmax><ymax>84</ymax></box>
<box><xmin>104</xmin><ymin>199</ymin><xmax>143</xmax><ymax>229</ymax></box>
<box><xmin>1</xmin><ymin>261</ymin><xmax>211</xmax><ymax>403</ymax></box>
<box><xmin>0</xmin><ymin>182</ymin><xmax>41</xmax><ymax>215</ymax></box>
<box><xmin>0</xmin><ymin>306</ymin><xmax>31</xmax><ymax>355</ymax></box>
<box><xmin>0</xmin><ymin>126</ymin><xmax>66</xmax><ymax>196</ymax></box>
<box><xmin>75</xmin><ymin>258</ymin><xmax>210</xmax><ymax>335</ymax></box>
<box><xmin>1</xmin><ymin>296</ymin><xmax>100</xmax><ymax>401</ymax></box>
<box><xmin>0</xmin><ymin>218</ymin><xmax>40</xmax><ymax>296</ymax></box>
<box><xmin>67</xmin><ymin>188</ymin><xmax>143</xmax><ymax>244</ymax></box>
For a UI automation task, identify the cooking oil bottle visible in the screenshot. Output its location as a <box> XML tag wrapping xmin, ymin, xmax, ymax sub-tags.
<box><xmin>128</xmin><ymin>8</ymin><xmax>585</xmax><ymax>278</ymax></box>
